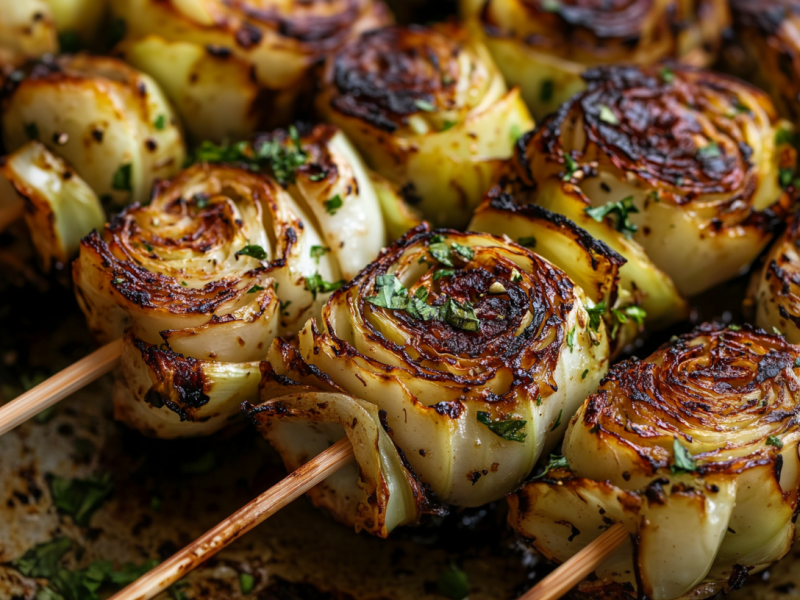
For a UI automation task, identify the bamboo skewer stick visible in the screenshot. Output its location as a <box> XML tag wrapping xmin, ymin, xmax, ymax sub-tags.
<box><xmin>0</xmin><ymin>339</ymin><xmax>122</xmax><ymax>436</ymax></box>
<box><xmin>518</xmin><ymin>524</ymin><xmax>629</xmax><ymax>600</ymax></box>
<box><xmin>108</xmin><ymin>437</ymin><xmax>356</xmax><ymax>600</ymax></box>
<box><xmin>0</xmin><ymin>201</ymin><xmax>25</xmax><ymax>233</ymax></box>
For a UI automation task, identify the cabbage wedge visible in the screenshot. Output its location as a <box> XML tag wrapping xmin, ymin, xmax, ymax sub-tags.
<box><xmin>508</xmin><ymin>324</ymin><xmax>800</xmax><ymax>600</ymax></box>
<box><xmin>460</xmin><ymin>0</ymin><xmax>729</xmax><ymax>119</ymax></box>
<box><xmin>245</xmin><ymin>222</ymin><xmax>618</xmax><ymax>528</ymax></box>
<box><xmin>518</xmin><ymin>64</ymin><xmax>797</xmax><ymax>297</ymax></box>
<box><xmin>0</xmin><ymin>140</ymin><xmax>104</xmax><ymax>271</ymax></box>
<box><xmin>109</xmin><ymin>0</ymin><xmax>391</xmax><ymax>140</ymax></box>
<box><xmin>316</xmin><ymin>23</ymin><xmax>533</xmax><ymax>228</ymax></box>
<box><xmin>1</xmin><ymin>54</ymin><xmax>186</xmax><ymax>208</ymax></box>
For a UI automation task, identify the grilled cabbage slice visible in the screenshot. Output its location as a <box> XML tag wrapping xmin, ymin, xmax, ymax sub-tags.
<box><xmin>508</xmin><ymin>324</ymin><xmax>800</xmax><ymax>600</ymax></box>
<box><xmin>461</xmin><ymin>0</ymin><xmax>730</xmax><ymax>119</ymax></box>
<box><xmin>518</xmin><ymin>65</ymin><xmax>796</xmax><ymax>298</ymax></box>
<box><xmin>1</xmin><ymin>54</ymin><xmax>186</xmax><ymax>208</ymax></box>
<box><xmin>0</xmin><ymin>141</ymin><xmax>104</xmax><ymax>271</ymax></box>
<box><xmin>109</xmin><ymin>0</ymin><xmax>392</xmax><ymax>141</ymax></box>
<box><xmin>316</xmin><ymin>23</ymin><xmax>533</xmax><ymax>228</ymax></box>
<box><xmin>245</xmin><ymin>222</ymin><xmax>618</xmax><ymax>527</ymax></box>
<box><xmin>74</xmin><ymin>126</ymin><xmax>412</xmax><ymax>438</ymax></box>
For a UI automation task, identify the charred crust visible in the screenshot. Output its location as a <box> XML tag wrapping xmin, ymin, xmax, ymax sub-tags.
<box><xmin>327</xmin><ymin>25</ymin><xmax>465</xmax><ymax>132</ymax></box>
<box><xmin>484</xmin><ymin>191</ymin><xmax>626</xmax><ymax>267</ymax></box>
<box><xmin>534</xmin><ymin>64</ymin><xmax>789</xmax><ymax>221</ymax></box>
<box><xmin>588</xmin><ymin>323</ymin><xmax>800</xmax><ymax>477</ymax></box>
<box><xmin>132</xmin><ymin>335</ymin><xmax>210</xmax><ymax>421</ymax></box>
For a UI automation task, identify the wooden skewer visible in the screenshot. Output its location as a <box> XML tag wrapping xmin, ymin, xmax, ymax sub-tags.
<box><xmin>0</xmin><ymin>201</ymin><xmax>25</xmax><ymax>233</ymax></box>
<box><xmin>518</xmin><ymin>523</ymin><xmax>629</xmax><ymax>600</ymax></box>
<box><xmin>108</xmin><ymin>437</ymin><xmax>355</xmax><ymax>600</ymax></box>
<box><xmin>0</xmin><ymin>339</ymin><xmax>122</xmax><ymax>436</ymax></box>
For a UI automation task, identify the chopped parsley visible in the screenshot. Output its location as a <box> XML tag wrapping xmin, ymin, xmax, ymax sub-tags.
<box><xmin>236</xmin><ymin>244</ymin><xmax>267</xmax><ymax>260</ymax></box>
<box><xmin>440</xmin><ymin>297</ymin><xmax>480</xmax><ymax>331</ymax></box>
<box><xmin>325</xmin><ymin>194</ymin><xmax>343</xmax><ymax>215</ymax></box>
<box><xmin>189</xmin><ymin>126</ymin><xmax>308</xmax><ymax>185</ymax></box>
<box><xmin>780</xmin><ymin>167</ymin><xmax>794</xmax><ymax>188</ymax></box>
<box><xmin>585</xmin><ymin>301</ymin><xmax>606</xmax><ymax>332</ymax></box>
<box><xmin>442</xmin><ymin>120</ymin><xmax>458</xmax><ymax>131</ymax></box>
<box><xmin>305</xmin><ymin>273</ymin><xmax>345</xmax><ymax>299</ymax></box>
<box><xmin>541</xmin><ymin>0</ymin><xmax>561</xmax><ymax>11</ymax></box>
<box><xmin>414</xmin><ymin>98</ymin><xmax>436</xmax><ymax>112</ymax></box>
<box><xmin>550</xmin><ymin>409</ymin><xmax>563</xmax><ymax>431</ymax></box>
<box><xmin>246</xmin><ymin>284</ymin><xmax>265</xmax><ymax>294</ymax></box>
<box><xmin>112</xmin><ymin>163</ymin><xmax>133</xmax><ymax>192</ymax></box>
<box><xmin>433</xmin><ymin>269</ymin><xmax>455</xmax><ymax>281</ymax></box>
<box><xmin>240</xmin><ymin>572</ymin><xmax>256</xmax><ymax>595</ymax></box>
<box><xmin>659</xmin><ymin>66</ymin><xmax>675</xmax><ymax>83</ymax></box>
<box><xmin>671</xmin><ymin>437</ymin><xmax>697</xmax><ymax>474</ymax></box>
<box><xmin>366</xmin><ymin>274</ymin><xmax>481</xmax><ymax>332</ymax></box>
<box><xmin>697</xmin><ymin>141</ymin><xmax>721</xmax><ymax>160</ymax></box>
<box><xmin>154</xmin><ymin>114</ymin><xmax>167</xmax><ymax>130</ymax></box>
<box><xmin>428</xmin><ymin>238</ymin><xmax>454</xmax><ymax>267</ymax></box>
<box><xmin>582</xmin><ymin>369</ymin><xmax>589</xmax><ymax>379</ymax></box>
<box><xmin>540</xmin><ymin>79</ymin><xmax>554</xmax><ymax>103</ymax></box>
<box><xmin>611</xmin><ymin>305</ymin><xmax>647</xmax><ymax>338</ymax></box>
<box><xmin>598</xmin><ymin>105</ymin><xmax>619</xmax><ymax>125</ymax></box>
<box><xmin>12</xmin><ymin>537</ymin><xmax>158</xmax><ymax>600</ymax></box>
<box><xmin>766</xmin><ymin>435</ymin><xmax>784</xmax><ymax>449</ymax></box>
<box><xmin>310</xmin><ymin>245</ymin><xmax>330</xmax><ymax>263</ymax></box>
<box><xmin>193</xmin><ymin>193</ymin><xmax>209</xmax><ymax>208</ymax></box>
<box><xmin>584</xmin><ymin>196</ymin><xmax>639</xmax><ymax>238</ymax></box>
<box><xmin>562</xmin><ymin>154</ymin><xmax>579</xmax><ymax>181</ymax></box>
<box><xmin>517</xmin><ymin>236</ymin><xmax>537</xmax><ymax>248</ymax></box>
<box><xmin>566</xmin><ymin>327</ymin><xmax>576</xmax><ymax>351</ymax></box>
<box><xmin>532</xmin><ymin>454</ymin><xmax>569</xmax><ymax>479</ymax></box>
<box><xmin>254</xmin><ymin>125</ymin><xmax>307</xmax><ymax>185</ymax></box>
<box><xmin>437</xmin><ymin>565</ymin><xmax>470</xmax><ymax>600</ymax></box>
<box><xmin>477</xmin><ymin>411</ymin><xmax>527</xmax><ymax>443</ymax></box>
<box><xmin>451</xmin><ymin>243</ymin><xmax>474</xmax><ymax>261</ymax></box>
<box><xmin>49</xmin><ymin>473</ymin><xmax>114</xmax><ymax>526</ymax></box>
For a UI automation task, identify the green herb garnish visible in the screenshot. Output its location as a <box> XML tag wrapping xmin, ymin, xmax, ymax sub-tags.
<box><xmin>49</xmin><ymin>473</ymin><xmax>113</xmax><ymax>526</ymax></box>
<box><xmin>477</xmin><ymin>411</ymin><xmax>527</xmax><ymax>443</ymax></box>
<box><xmin>325</xmin><ymin>195</ymin><xmax>343</xmax><ymax>215</ymax></box>
<box><xmin>112</xmin><ymin>163</ymin><xmax>133</xmax><ymax>192</ymax></box>
<box><xmin>532</xmin><ymin>454</ymin><xmax>569</xmax><ymax>479</ymax></box>
<box><xmin>305</xmin><ymin>273</ymin><xmax>345</xmax><ymax>299</ymax></box>
<box><xmin>671</xmin><ymin>437</ymin><xmax>697</xmax><ymax>474</ymax></box>
<box><xmin>236</xmin><ymin>244</ymin><xmax>267</xmax><ymax>260</ymax></box>
<box><xmin>584</xmin><ymin>196</ymin><xmax>639</xmax><ymax>238</ymax></box>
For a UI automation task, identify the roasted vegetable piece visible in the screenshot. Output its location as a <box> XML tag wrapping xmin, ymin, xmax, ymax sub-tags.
<box><xmin>245</xmin><ymin>221</ymin><xmax>620</xmax><ymax>536</ymax></box>
<box><xmin>1</xmin><ymin>141</ymin><xmax>105</xmax><ymax>271</ymax></box>
<box><xmin>316</xmin><ymin>23</ymin><xmax>533</xmax><ymax>228</ymax></box>
<box><xmin>1</xmin><ymin>54</ymin><xmax>186</xmax><ymax>209</ymax></box>
<box><xmin>725</xmin><ymin>0</ymin><xmax>800</xmax><ymax>128</ymax></box>
<box><xmin>508</xmin><ymin>324</ymin><xmax>800</xmax><ymax>600</ymax></box>
<box><xmin>461</xmin><ymin>0</ymin><xmax>730</xmax><ymax>119</ymax></box>
<box><xmin>110</xmin><ymin>0</ymin><xmax>392</xmax><ymax>141</ymax></box>
<box><xmin>516</xmin><ymin>65</ymin><xmax>797</xmax><ymax>298</ymax></box>
<box><xmin>748</xmin><ymin>215</ymin><xmax>800</xmax><ymax>343</ymax></box>
<box><xmin>0</xmin><ymin>0</ymin><xmax>106</xmax><ymax>62</ymax></box>
<box><xmin>74</xmin><ymin>126</ymin><xmax>407</xmax><ymax>438</ymax></box>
